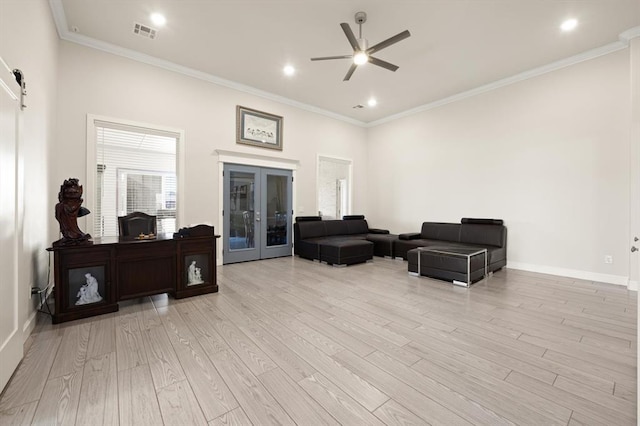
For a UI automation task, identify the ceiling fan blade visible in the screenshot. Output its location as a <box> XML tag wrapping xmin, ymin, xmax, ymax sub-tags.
<box><xmin>340</xmin><ymin>23</ymin><xmax>360</xmax><ymax>51</ymax></box>
<box><xmin>310</xmin><ymin>55</ymin><xmax>352</xmax><ymax>61</ymax></box>
<box><xmin>343</xmin><ymin>63</ymin><xmax>357</xmax><ymax>81</ymax></box>
<box><xmin>366</xmin><ymin>30</ymin><xmax>411</xmax><ymax>55</ymax></box>
<box><xmin>368</xmin><ymin>56</ymin><xmax>399</xmax><ymax>72</ymax></box>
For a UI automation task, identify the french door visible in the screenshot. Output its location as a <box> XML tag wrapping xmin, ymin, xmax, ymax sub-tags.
<box><xmin>223</xmin><ymin>164</ymin><xmax>292</xmax><ymax>264</ymax></box>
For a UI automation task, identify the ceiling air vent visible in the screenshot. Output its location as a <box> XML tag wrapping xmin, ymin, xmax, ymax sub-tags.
<box><xmin>133</xmin><ymin>22</ymin><xmax>157</xmax><ymax>39</ymax></box>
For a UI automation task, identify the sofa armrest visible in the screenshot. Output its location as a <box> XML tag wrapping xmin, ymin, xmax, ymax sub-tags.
<box><xmin>399</xmin><ymin>232</ymin><xmax>421</xmax><ymax>240</ymax></box>
<box><xmin>368</xmin><ymin>228</ymin><xmax>390</xmax><ymax>234</ymax></box>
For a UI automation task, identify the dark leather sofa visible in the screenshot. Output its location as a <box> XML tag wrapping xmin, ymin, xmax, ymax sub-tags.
<box><xmin>294</xmin><ymin>216</ymin><xmax>392</xmax><ymax>265</ymax></box>
<box><xmin>395</xmin><ymin>218</ymin><xmax>507</xmax><ymax>274</ymax></box>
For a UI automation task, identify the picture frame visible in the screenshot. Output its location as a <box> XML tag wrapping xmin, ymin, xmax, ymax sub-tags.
<box><xmin>236</xmin><ymin>105</ymin><xmax>283</xmax><ymax>150</ymax></box>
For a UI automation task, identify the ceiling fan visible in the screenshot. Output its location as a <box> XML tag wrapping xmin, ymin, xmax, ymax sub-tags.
<box><xmin>311</xmin><ymin>11</ymin><xmax>411</xmax><ymax>81</ymax></box>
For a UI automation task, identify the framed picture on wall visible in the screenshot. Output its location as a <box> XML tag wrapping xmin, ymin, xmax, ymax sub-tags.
<box><xmin>236</xmin><ymin>105</ymin><xmax>283</xmax><ymax>150</ymax></box>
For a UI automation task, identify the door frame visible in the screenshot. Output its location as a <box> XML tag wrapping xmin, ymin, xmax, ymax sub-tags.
<box><xmin>215</xmin><ymin>150</ymin><xmax>299</xmax><ymax>266</ymax></box>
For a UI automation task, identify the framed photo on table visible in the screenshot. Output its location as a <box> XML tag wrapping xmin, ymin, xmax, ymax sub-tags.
<box><xmin>236</xmin><ymin>105</ymin><xmax>283</xmax><ymax>150</ymax></box>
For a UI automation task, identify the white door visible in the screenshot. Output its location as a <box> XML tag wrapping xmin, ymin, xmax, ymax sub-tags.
<box><xmin>0</xmin><ymin>66</ymin><xmax>22</xmax><ymax>391</ymax></box>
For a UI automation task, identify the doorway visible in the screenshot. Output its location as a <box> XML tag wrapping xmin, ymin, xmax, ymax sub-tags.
<box><xmin>223</xmin><ymin>164</ymin><xmax>292</xmax><ymax>264</ymax></box>
<box><xmin>317</xmin><ymin>156</ymin><xmax>351</xmax><ymax>219</ymax></box>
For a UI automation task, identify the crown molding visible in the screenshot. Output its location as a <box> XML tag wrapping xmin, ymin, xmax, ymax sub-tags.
<box><xmin>48</xmin><ymin>1</ymin><xmax>638</xmax><ymax>129</ymax></box>
<box><xmin>48</xmin><ymin>0</ymin><xmax>68</xmax><ymax>39</ymax></box>
<box><xmin>620</xmin><ymin>26</ymin><xmax>640</xmax><ymax>42</ymax></box>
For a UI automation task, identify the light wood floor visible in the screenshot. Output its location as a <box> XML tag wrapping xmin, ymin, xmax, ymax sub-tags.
<box><xmin>0</xmin><ymin>257</ymin><xmax>637</xmax><ymax>425</ymax></box>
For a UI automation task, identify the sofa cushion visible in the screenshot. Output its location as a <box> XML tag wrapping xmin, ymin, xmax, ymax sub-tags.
<box><xmin>346</xmin><ymin>219</ymin><xmax>369</xmax><ymax>235</ymax></box>
<box><xmin>420</xmin><ymin>222</ymin><xmax>461</xmax><ymax>242</ymax></box>
<box><xmin>297</xmin><ymin>221</ymin><xmax>326</xmax><ymax>239</ymax></box>
<box><xmin>324</xmin><ymin>220</ymin><xmax>350</xmax><ymax>236</ymax></box>
<box><xmin>460</xmin><ymin>224</ymin><xmax>505</xmax><ymax>247</ymax></box>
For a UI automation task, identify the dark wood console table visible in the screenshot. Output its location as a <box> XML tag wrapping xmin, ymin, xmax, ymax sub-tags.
<box><xmin>47</xmin><ymin>226</ymin><xmax>219</xmax><ymax>323</ymax></box>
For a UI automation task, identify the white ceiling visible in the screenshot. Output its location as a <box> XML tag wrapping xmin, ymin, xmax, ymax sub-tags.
<box><xmin>54</xmin><ymin>0</ymin><xmax>639</xmax><ymax>124</ymax></box>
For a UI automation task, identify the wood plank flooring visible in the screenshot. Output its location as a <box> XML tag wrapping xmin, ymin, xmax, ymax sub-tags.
<box><xmin>0</xmin><ymin>257</ymin><xmax>636</xmax><ymax>425</ymax></box>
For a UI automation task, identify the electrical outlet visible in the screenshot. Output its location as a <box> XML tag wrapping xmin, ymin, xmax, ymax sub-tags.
<box><xmin>604</xmin><ymin>255</ymin><xmax>613</xmax><ymax>264</ymax></box>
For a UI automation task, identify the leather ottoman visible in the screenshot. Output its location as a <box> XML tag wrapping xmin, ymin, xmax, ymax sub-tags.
<box><xmin>320</xmin><ymin>240</ymin><xmax>374</xmax><ymax>266</ymax></box>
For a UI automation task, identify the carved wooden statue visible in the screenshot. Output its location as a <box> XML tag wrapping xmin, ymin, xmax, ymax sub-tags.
<box><xmin>53</xmin><ymin>178</ymin><xmax>92</xmax><ymax>247</ymax></box>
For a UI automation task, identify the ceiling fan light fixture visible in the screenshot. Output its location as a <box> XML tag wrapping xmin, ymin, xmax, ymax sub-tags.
<box><xmin>353</xmin><ymin>51</ymin><xmax>368</xmax><ymax>65</ymax></box>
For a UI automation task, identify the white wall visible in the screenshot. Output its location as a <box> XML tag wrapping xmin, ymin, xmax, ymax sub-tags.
<box><xmin>0</xmin><ymin>0</ymin><xmax>58</xmax><ymax>338</ymax></box>
<box><xmin>367</xmin><ymin>50</ymin><xmax>632</xmax><ymax>285</ymax></box>
<box><xmin>55</xmin><ymin>42</ymin><xmax>368</xmax><ymax>238</ymax></box>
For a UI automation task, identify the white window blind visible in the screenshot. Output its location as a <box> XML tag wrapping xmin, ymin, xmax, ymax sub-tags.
<box><xmin>95</xmin><ymin>122</ymin><xmax>178</xmax><ymax>237</ymax></box>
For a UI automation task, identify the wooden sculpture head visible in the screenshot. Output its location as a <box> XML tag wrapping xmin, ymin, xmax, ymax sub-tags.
<box><xmin>53</xmin><ymin>178</ymin><xmax>92</xmax><ymax>247</ymax></box>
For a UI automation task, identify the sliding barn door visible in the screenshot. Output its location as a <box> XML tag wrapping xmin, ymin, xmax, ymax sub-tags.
<box><xmin>0</xmin><ymin>65</ymin><xmax>22</xmax><ymax>391</ymax></box>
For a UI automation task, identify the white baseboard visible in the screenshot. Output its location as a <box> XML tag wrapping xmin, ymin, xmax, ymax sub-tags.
<box><xmin>22</xmin><ymin>310</ymin><xmax>38</xmax><ymax>339</ymax></box>
<box><xmin>507</xmin><ymin>261</ymin><xmax>632</xmax><ymax>289</ymax></box>
<box><xmin>22</xmin><ymin>285</ymin><xmax>53</xmax><ymax>341</ymax></box>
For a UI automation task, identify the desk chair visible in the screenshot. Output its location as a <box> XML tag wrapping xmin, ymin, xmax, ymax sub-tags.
<box><xmin>118</xmin><ymin>212</ymin><xmax>157</xmax><ymax>237</ymax></box>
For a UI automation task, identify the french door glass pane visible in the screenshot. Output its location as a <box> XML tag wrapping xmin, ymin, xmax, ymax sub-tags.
<box><xmin>266</xmin><ymin>174</ymin><xmax>288</xmax><ymax>247</ymax></box>
<box><xmin>229</xmin><ymin>171</ymin><xmax>255</xmax><ymax>250</ymax></box>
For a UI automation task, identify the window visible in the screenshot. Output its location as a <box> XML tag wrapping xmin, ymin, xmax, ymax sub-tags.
<box><xmin>92</xmin><ymin>120</ymin><xmax>179</xmax><ymax>237</ymax></box>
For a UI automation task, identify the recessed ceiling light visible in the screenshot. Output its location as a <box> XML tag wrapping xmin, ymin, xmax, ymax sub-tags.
<box><xmin>560</xmin><ymin>18</ymin><xmax>578</xmax><ymax>32</ymax></box>
<box><xmin>283</xmin><ymin>65</ymin><xmax>295</xmax><ymax>76</ymax></box>
<box><xmin>150</xmin><ymin>13</ymin><xmax>166</xmax><ymax>26</ymax></box>
<box><xmin>367</xmin><ymin>98</ymin><xmax>377</xmax><ymax>107</ymax></box>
